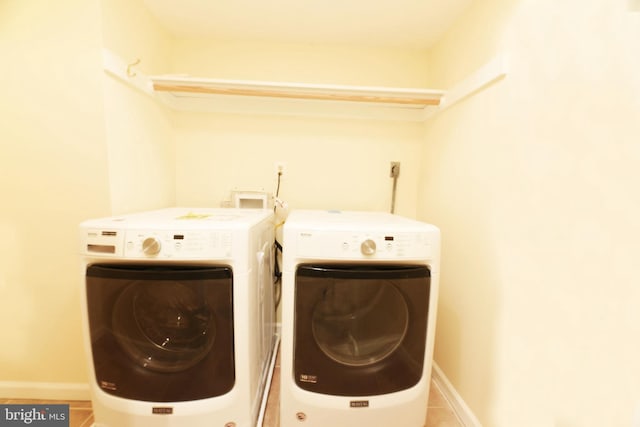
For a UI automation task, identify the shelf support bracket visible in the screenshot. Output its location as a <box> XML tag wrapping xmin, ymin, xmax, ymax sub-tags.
<box><xmin>102</xmin><ymin>48</ymin><xmax>153</xmax><ymax>96</ymax></box>
<box><xmin>424</xmin><ymin>53</ymin><xmax>508</xmax><ymax>120</ymax></box>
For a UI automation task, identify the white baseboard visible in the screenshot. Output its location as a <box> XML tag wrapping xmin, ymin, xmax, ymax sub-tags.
<box><xmin>431</xmin><ymin>362</ymin><xmax>482</xmax><ymax>427</ymax></box>
<box><xmin>0</xmin><ymin>382</ymin><xmax>90</xmax><ymax>401</ymax></box>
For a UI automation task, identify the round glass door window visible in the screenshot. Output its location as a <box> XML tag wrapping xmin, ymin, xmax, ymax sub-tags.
<box><xmin>112</xmin><ymin>281</ymin><xmax>216</xmax><ymax>373</ymax></box>
<box><xmin>311</xmin><ymin>279</ymin><xmax>409</xmax><ymax>367</ymax></box>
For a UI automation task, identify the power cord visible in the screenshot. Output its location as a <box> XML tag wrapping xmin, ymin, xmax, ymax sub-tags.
<box><xmin>274</xmin><ymin>169</ymin><xmax>282</xmax><ymax>211</ymax></box>
<box><xmin>273</xmin><ymin>169</ymin><xmax>284</xmax><ymax>309</ymax></box>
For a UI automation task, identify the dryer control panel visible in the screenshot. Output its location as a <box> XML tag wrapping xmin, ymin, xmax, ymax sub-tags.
<box><xmin>81</xmin><ymin>228</ymin><xmax>233</xmax><ymax>259</ymax></box>
<box><xmin>295</xmin><ymin>230</ymin><xmax>432</xmax><ymax>260</ymax></box>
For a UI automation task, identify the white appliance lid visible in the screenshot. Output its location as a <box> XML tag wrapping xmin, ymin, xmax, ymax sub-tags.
<box><xmin>285</xmin><ymin>209</ymin><xmax>437</xmax><ymax>232</ymax></box>
<box><xmin>80</xmin><ymin>207</ymin><xmax>272</xmax><ymax>230</ymax></box>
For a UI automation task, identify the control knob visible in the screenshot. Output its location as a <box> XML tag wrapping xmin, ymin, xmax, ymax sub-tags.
<box><xmin>142</xmin><ymin>237</ymin><xmax>161</xmax><ymax>255</ymax></box>
<box><xmin>360</xmin><ymin>239</ymin><xmax>376</xmax><ymax>256</ymax></box>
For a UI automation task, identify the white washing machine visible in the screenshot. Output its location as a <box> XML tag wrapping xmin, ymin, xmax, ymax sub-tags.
<box><xmin>79</xmin><ymin>208</ymin><xmax>277</xmax><ymax>427</ymax></box>
<box><xmin>280</xmin><ymin>210</ymin><xmax>440</xmax><ymax>427</ymax></box>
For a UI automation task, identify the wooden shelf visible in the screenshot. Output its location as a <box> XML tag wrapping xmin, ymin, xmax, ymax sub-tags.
<box><xmin>150</xmin><ymin>75</ymin><xmax>445</xmax><ymax>107</ymax></box>
<box><xmin>102</xmin><ymin>49</ymin><xmax>507</xmax><ymax>121</ymax></box>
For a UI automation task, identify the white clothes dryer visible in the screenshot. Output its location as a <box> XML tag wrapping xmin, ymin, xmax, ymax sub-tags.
<box><xmin>79</xmin><ymin>208</ymin><xmax>276</xmax><ymax>427</ymax></box>
<box><xmin>280</xmin><ymin>210</ymin><xmax>440</xmax><ymax>427</ymax></box>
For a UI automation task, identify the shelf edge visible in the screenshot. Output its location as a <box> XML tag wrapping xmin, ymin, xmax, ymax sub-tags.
<box><xmin>150</xmin><ymin>76</ymin><xmax>444</xmax><ymax>107</ymax></box>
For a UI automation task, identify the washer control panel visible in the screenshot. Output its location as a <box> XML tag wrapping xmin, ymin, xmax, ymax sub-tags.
<box><xmin>296</xmin><ymin>230</ymin><xmax>432</xmax><ymax>260</ymax></box>
<box><xmin>82</xmin><ymin>228</ymin><xmax>233</xmax><ymax>259</ymax></box>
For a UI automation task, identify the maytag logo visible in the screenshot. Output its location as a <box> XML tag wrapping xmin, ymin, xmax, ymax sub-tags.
<box><xmin>299</xmin><ymin>374</ymin><xmax>318</xmax><ymax>384</ymax></box>
<box><xmin>1</xmin><ymin>404</ymin><xmax>69</xmax><ymax>426</ymax></box>
<box><xmin>349</xmin><ymin>400</ymin><xmax>369</xmax><ymax>408</ymax></box>
<box><xmin>152</xmin><ymin>407</ymin><xmax>173</xmax><ymax>415</ymax></box>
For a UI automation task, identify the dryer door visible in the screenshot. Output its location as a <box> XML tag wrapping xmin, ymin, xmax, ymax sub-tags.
<box><xmin>86</xmin><ymin>264</ymin><xmax>234</xmax><ymax>402</ymax></box>
<box><xmin>294</xmin><ymin>264</ymin><xmax>430</xmax><ymax>396</ymax></box>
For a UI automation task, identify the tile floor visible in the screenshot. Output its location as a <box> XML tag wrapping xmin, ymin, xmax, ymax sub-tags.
<box><xmin>2</xmin><ymin>350</ymin><xmax>462</xmax><ymax>427</ymax></box>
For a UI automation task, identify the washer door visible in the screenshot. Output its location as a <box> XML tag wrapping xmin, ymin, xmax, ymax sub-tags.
<box><xmin>311</xmin><ymin>278</ymin><xmax>409</xmax><ymax>367</ymax></box>
<box><xmin>294</xmin><ymin>264</ymin><xmax>430</xmax><ymax>396</ymax></box>
<box><xmin>111</xmin><ymin>280</ymin><xmax>216</xmax><ymax>373</ymax></box>
<box><xmin>86</xmin><ymin>264</ymin><xmax>234</xmax><ymax>402</ymax></box>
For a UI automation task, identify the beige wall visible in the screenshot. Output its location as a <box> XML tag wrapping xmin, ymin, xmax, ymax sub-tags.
<box><xmin>0</xmin><ymin>0</ymin><xmax>110</xmax><ymax>383</ymax></box>
<box><xmin>169</xmin><ymin>39</ymin><xmax>431</xmax><ymax>87</ymax></box>
<box><xmin>173</xmin><ymin>111</ymin><xmax>424</xmax><ymax>215</ymax></box>
<box><xmin>170</xmin><ymin>40</ymin><xmax>430</xmax><ymax>216</ymax></box>
<box><xmin>100</xmin><ymin>0</ymin><xmax>175</xmax><ymax>214</ymax></box>
<box><xmin>421</xmin><ymin>0</ymin><xmax>640</xmax><ymax>425</ymax></box>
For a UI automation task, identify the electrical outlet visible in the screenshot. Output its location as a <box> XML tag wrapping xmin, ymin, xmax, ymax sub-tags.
<box><xmin>390</xmin><ymin>161</ymin><xmax>400</xmax><ymax>178</ymax></box>
<box><xmin>275</xmin><ymin>161</ymin><xmax>287</xmax><ymax>177</ymax></box>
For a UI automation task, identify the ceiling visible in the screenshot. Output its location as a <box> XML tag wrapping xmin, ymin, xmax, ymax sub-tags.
<box><xmin>142</xmin><ymin>0</ymin><xmax>472</xmax><ymax>49</ymax></box>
